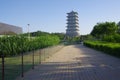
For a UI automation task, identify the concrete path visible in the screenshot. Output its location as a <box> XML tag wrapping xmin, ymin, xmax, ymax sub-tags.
<box><xmin>17</xmin><ymin>44</ymin><xmax>120</xmax><ymax>80</ymax></box>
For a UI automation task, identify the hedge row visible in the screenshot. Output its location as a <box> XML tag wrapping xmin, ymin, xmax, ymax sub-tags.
<box><xmin>84</xmin><ymin>41</ymin><xmax>120</xmax><ymax>58</ymax></box>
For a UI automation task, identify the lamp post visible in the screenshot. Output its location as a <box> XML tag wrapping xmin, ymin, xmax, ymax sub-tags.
<box><xmin>27</xmin><ymin>24</ymin><xmax>30</xmax><ymax>40</ymax></box>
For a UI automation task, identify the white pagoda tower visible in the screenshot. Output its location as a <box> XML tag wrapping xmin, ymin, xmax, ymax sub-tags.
<box><xmin>66</xmin><ymin>11</ymin><xmax>80</xmax><ymax>37</ymax></box>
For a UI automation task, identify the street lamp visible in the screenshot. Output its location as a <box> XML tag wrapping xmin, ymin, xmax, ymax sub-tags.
<box><xmin>27</xmin><ymin>24</ymin><xmax>30</xmax><ymax>40</ymax></box>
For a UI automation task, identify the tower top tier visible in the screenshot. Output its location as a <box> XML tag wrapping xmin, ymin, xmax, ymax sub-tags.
<box><xmin>67</xmin><ymin>11</ymin><xmax>78</xmax><ymax>18</ymax></box>
<box><xmin>67</xmin><ymin>11</ymin><xmax>78</xmax><ymax>15</ymax></box>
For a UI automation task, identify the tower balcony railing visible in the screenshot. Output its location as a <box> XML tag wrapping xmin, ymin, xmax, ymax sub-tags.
<box><xmin>66</xmin><ymin>28</ymin><xmax>79</xmax><ymax>30</ymax></box>
<box><xmin>68</xmin><ymin>20</ymin><xmax>78</xmax><ymax>23</ymax></box>
<box><xmin>67</xmin><ymin>23</ymin><xmax>79</xmax><ymax>26</ymax></box>
<box><xmin>66</xmin><ymin>27</ymin><xmax>79</xmax><ymax>29</ymax></box>
<box><xmin>66</xmin><ymin>25</ymin><xmax>79</xmax><ymax>28</ymax></box>
<box><xmin>67</xmin><ymin>22</ymin><xmax>79</xmax><ymax>24</ymax></box>
<box><xmin>66</xmin><ymin>28</ymin><xmax>79</xmax><ymax>31</ymax></box>
<box><xmin>67</xmin><ymin>24</ymin><xmax>79</xmax><ymax>26</ymax></box>
<box><xmin>67</xmin><ymin>18</ymin><xmax>79</xmax><ymax>21</ymax></box>
<box><xmin>67</xmin><ymin>15</ymin><xmax>78</xmax><ymax>18</ymax></box>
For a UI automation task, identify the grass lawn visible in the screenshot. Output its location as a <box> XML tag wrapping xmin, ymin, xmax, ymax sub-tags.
<box><xmin>0</xmin><ymin>51</ymin><xmax>39</xmax><ymax>80</ymax></box>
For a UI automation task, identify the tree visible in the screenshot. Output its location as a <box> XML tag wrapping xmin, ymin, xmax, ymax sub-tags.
<box><xmin>51</xmin><ymin>32</ymin><xmax>65</xmax><ymax>40</ymax></box>
<box><xmin>117</xmin><ymin>21</ymin><xmax>120</xmax><ymax>34</ymax></box>
<box><xmin>91</xmin><ymin>22</ymin><xmax>118</xmax><ymax>38</ymax></box>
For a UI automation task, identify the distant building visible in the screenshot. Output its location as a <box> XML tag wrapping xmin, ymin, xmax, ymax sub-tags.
<box><xmin>0</xmin><ymin>22</ymin><xmax>22</xmax><ymax>35</ymax></box>
<box><xmin>66</xmin><ymin>11</ymin><xmax>80</xmax><ymax>37</ymax></box>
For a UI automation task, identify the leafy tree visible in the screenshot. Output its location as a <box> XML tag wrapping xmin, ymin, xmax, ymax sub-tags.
<box><xmin>81</xmin><ymin>35</ymin><xmax>95</xmax><ymax>41</ymax></box>
<box><xmin>22</xmin><ymin>31</ymin><xmax>50</xmax><ymax>37</ymax></box>
<box><xmin>51</xmin><ymin>33</ymin><xmax>65</xmax><ymax>40</ymax></box>
<box><xmin>91</xmin><ymin>22</ymin><xmax>118</xmax><ymax>38</ymax></box>
<box><xmin>117</xmin><ymin>21</ymin><xmax>120</xmax><ymax>34</ymax></box>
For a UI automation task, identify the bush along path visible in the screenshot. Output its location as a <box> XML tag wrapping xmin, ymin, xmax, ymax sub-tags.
<box><xmin>0</xmin><ymin>35</ymin><xmax>60</xmax><ymax>57</ymax></box>
<box><xmin>84</xmin><ymin>40</ymin><xmax>120</xmax><ymax>58</ymax></box>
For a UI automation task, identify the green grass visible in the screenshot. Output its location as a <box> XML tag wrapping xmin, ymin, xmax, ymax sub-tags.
<box><xmin>0</xmin><ymin>52</ymin><xmax>39</xmax><ymax>80</ymax></box>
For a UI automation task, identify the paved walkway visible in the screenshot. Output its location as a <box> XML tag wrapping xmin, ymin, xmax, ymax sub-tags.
<box><xmin>17</xmin><ymin>44</ymin><xmax>120</xmax><ymax>80</ymax></box>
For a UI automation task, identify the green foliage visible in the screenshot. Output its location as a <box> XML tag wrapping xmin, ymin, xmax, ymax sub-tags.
<box><xmin>31</xmin><ymin>31</ymin><xmax>50</xmax><ymax>36</ymax></box>
<box><xmin>0</xmin><ymin>35</ymin><xmax>60</xmax><ymax>57</ymax></box>
<box><xmin>51</xmin><ymin>33</ymin><xmax>65</xmax><ymax>40</ymax></box>
<box><xmin>22</xmin><ymin>31</ymin><xmax>50</xmax><ymax>37</ymax></box>
<box><xmin>117</xmin><ymin>21</ymin><xmax>120</xmax><ymax>34</ymax></box>
<box><xmin>84</xmin><ymin>41</ymin><xmax>120</xmax><ymax>58</ymax></box>
<box><xmin>36</xmin><ymin>35</ymin><xmax>60</xmax><ymax>48</ymax></box>
<box><xmin>65</xmin><ymin>37</ymin><xmax>81</xmax><ymax>44</ymax></box>
<box><xmin>91</xmin><ymin>22</ymin><xmax>118</xmax><ymax>38</ymax></box>
<box><xmin>80</xmin><ymin>35</ymin><xmax>95</xmax><ymax>41</ymax></box>
<box><xmin>0</xmin><ymin>36</ymin><xmax>27</xmax><ymax>56</ymax></box>
<box><xmin>102</xmin><ymin>34</ymin><xmax>120</xmax><ymax>42</ymax></box>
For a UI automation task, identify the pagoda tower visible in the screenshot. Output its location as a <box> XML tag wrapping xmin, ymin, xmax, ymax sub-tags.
<box><xmin>66</xmin><ymin>11</ymin><xmax>80</xmax><ymax>37</ymax></box>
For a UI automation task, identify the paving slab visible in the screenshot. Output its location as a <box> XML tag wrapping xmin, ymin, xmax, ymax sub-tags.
<box><xmin>16</xmin><ymin>44</ymin><xmax>120</xmax><ymax>80</ymax></box>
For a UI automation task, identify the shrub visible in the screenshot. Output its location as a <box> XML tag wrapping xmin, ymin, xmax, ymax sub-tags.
<box><xmin>0</xmin><ymin>35</ymin><xmax>60</xmax><ymax>57</ymax></box>
<box><xmin>84</xmin><ymin>40</ymin><xmax>120</xmax><ymax>58</ymax></box>
<box><xmin>102</xmin><ymin>34</ymin><xmax>120</xmax><ymax>43</ymax></box>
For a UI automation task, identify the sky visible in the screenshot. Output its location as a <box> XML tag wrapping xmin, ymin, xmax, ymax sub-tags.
<box><xmin>0</xmin><ymin>0</ymin><xmax>120</xmax><ymax>35</ymax></box>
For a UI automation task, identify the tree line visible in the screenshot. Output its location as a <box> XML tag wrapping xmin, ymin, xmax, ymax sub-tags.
<box><xmin>83</xmin><ymin>21</ymin><xmax>120</xmax><ymax>58</ymax></box>
<box><xmin>90</xmin><ymin>21</ymin><xmax>120</xmax><ymax>42</ymax></box>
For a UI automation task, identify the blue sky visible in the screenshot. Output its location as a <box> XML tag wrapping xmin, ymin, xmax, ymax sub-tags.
<box><xmin>0</xmin><ymin>0</ymin><xmax>120</xmax><ymax>35</ymax></box>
